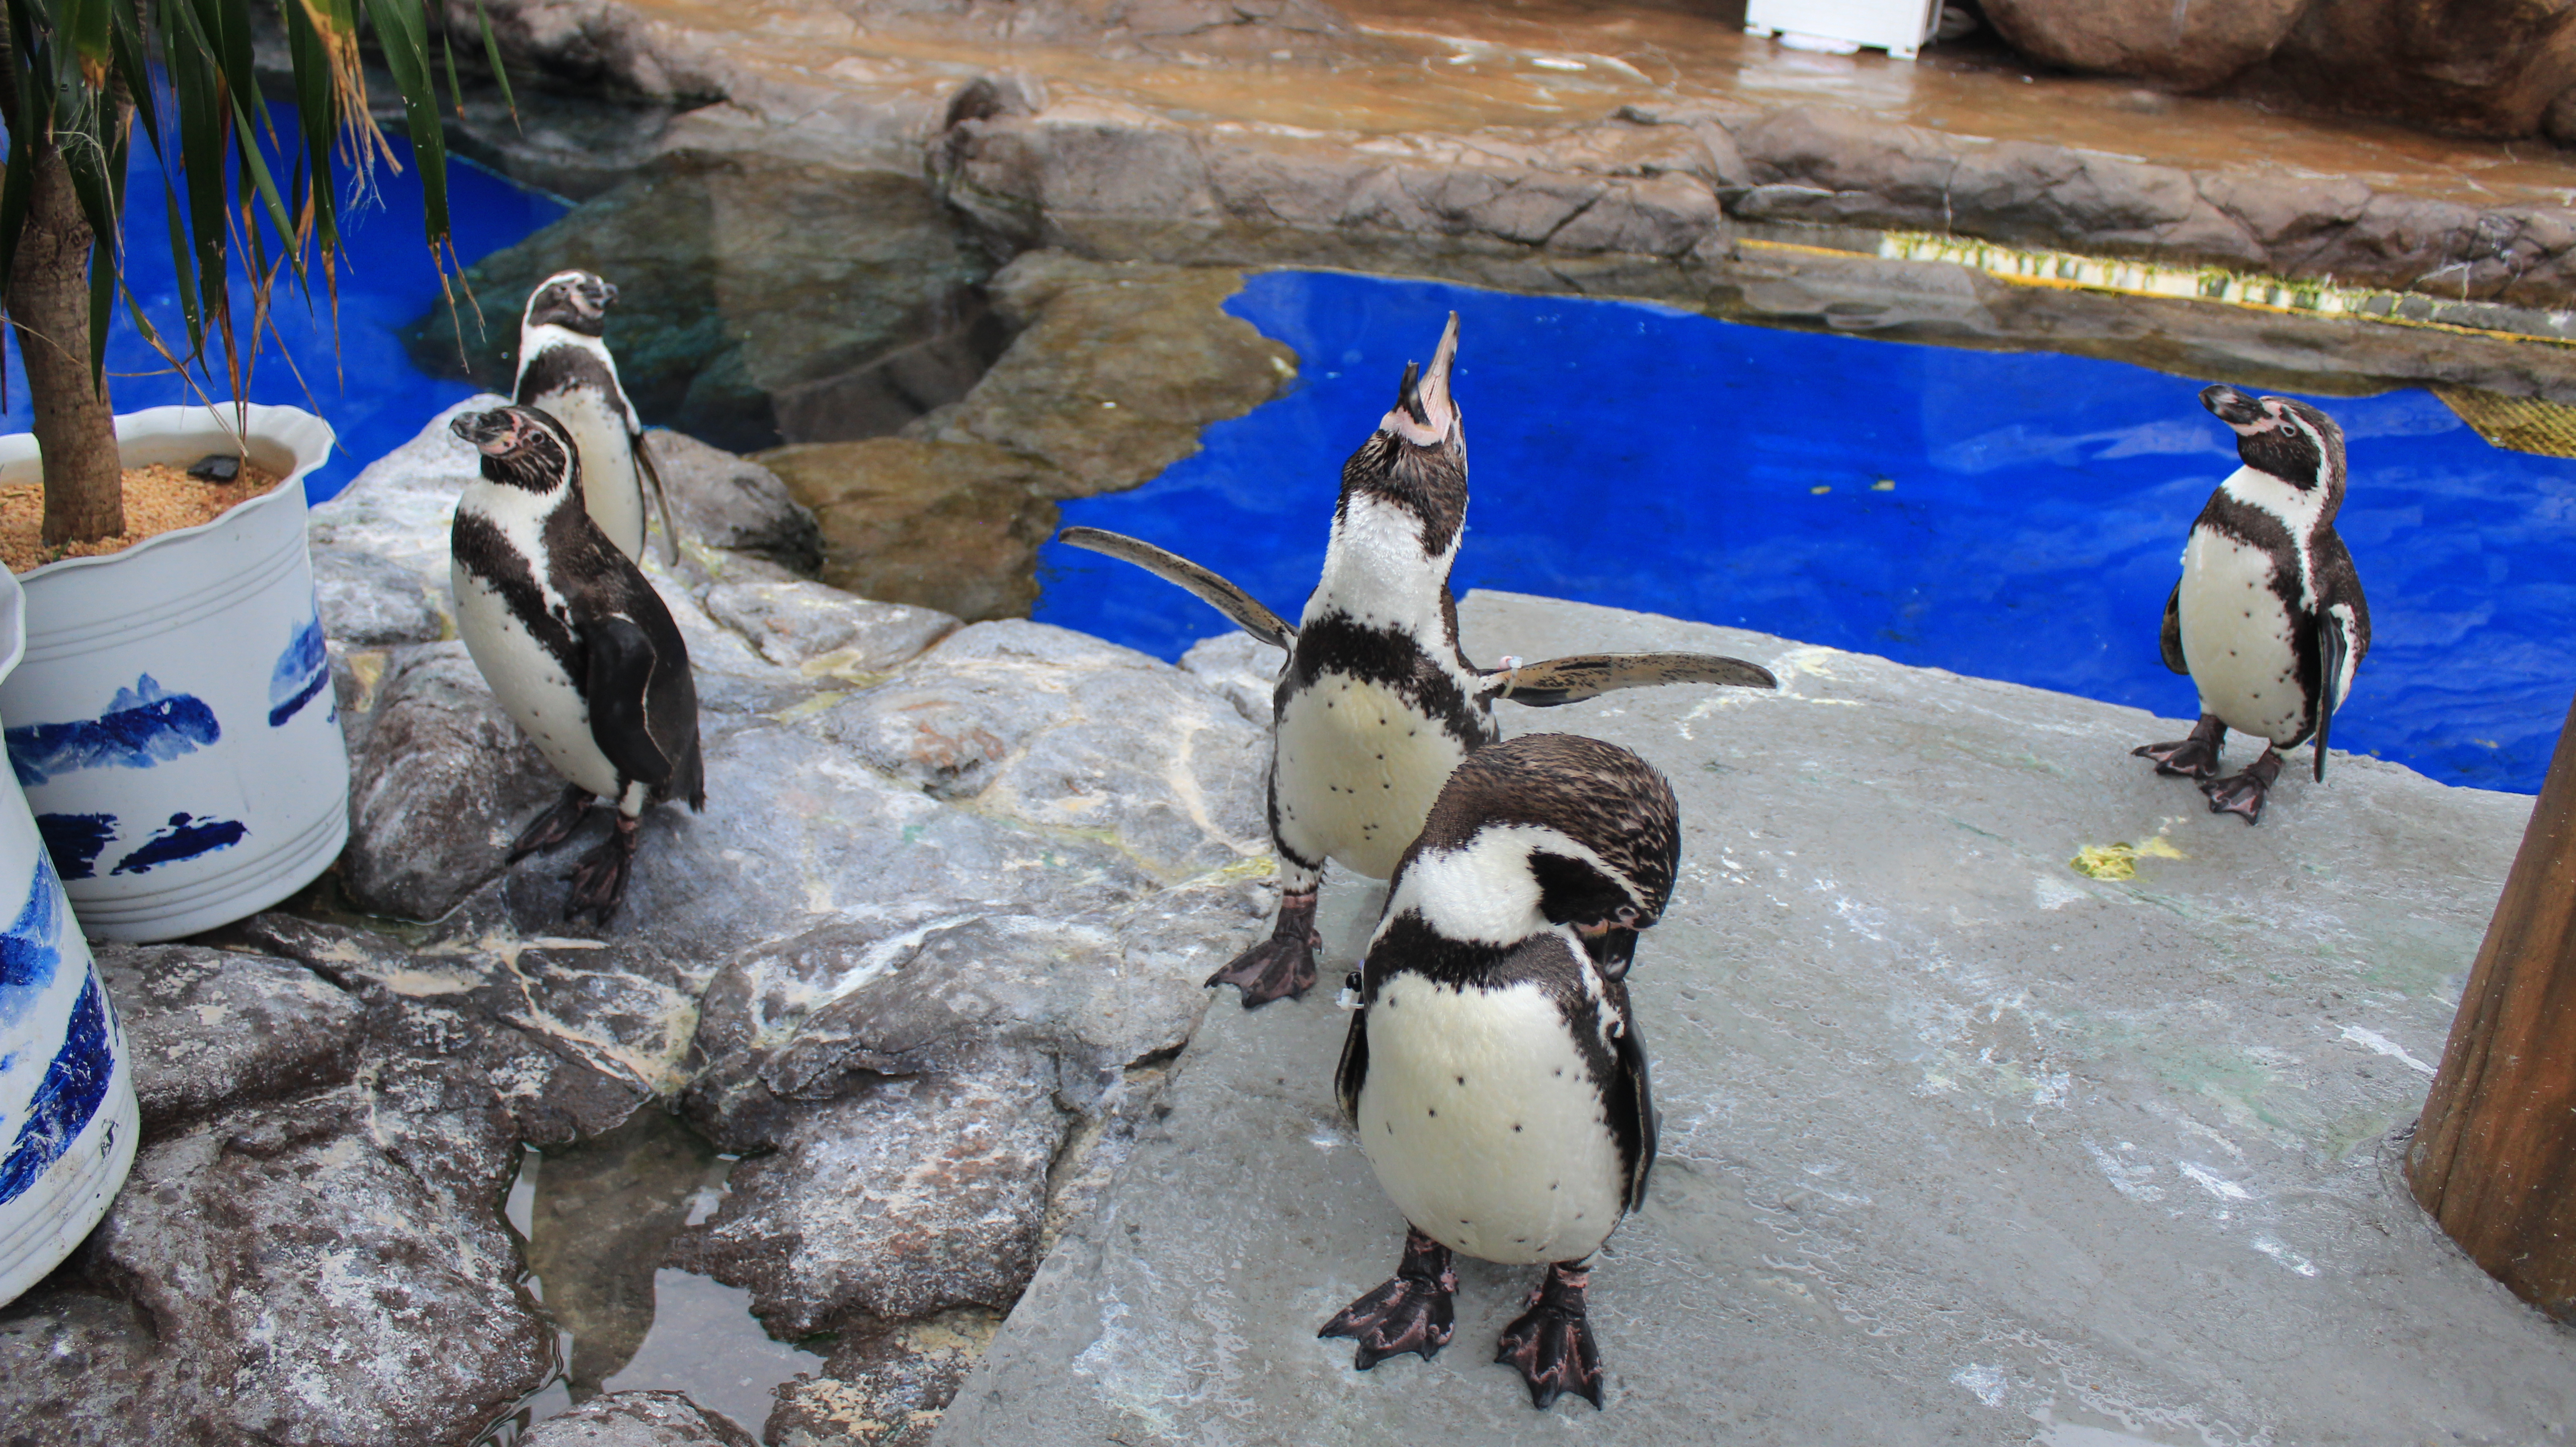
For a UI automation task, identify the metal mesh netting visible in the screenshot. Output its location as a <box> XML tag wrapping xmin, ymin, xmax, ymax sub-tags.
<box><xmin>2434</xmin><ymin>387</ymin><xmax>2576</xmax><ymax>459</ymax></box>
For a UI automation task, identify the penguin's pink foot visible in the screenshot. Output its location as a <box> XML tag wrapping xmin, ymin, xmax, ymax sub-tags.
<box><xmin>511</xmin><ymin>784</ymin><xmax>596</xmax><ymax>861</ymax></box>
<box><xmin>1207</xmin><ymin>889</ymin><xmax>1321</xmax><ymax>1008</ymax></box>
<box><xmin>564</xmin><ymin>814</ymin><xmax>641</xmax><ymax>924</ymax></box>
<box><xmin>1321</xmin><ymin>1226</ymin><xmax>1457</xmax><ymax>1369</ymax></box>
<box><xmin>1495</xmin><ymin>1262</ymin><xmax>1605</xmax><ymax>1410</ymax></box>
<box><xmin>2201</xmin><ymin>747</ymin><xmax>2284</xmax><ymax>824</ymax></box>
<box><xmin>2133</xmin><ymin>715</ymin><xmax>2226</xmax><ymax>781</ymax></box>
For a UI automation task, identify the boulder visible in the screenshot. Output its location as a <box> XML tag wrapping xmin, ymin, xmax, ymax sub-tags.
<box><xmin>340</xmin><ymin>642</ymin><xmax>563</xmax><ymax>922</ymax></box>
<box><xmin>405</xmin><ymin>155</ymin><xmax>1005</xmax><ymax>453</ymax></box>
<box><xmin>0</xmin><ymin>1289</ymin><xmax>184</xmax><ymax>1444</ymax></box>
<box><xmin>1980</xmin><ymin>0</ymin><xmax>2306</xmax><ymax>91</ymax></box>
<box><xmin>922</xmin><ymin>252</ymin><xmax>1298</xmax><ymax>499</ymax></box>
<box><xmin>765</xmin><ymin>1309</ymin><xmax>1000</xmax><ymax>1447</ymax></box>
<box><xmin>2235</xmin><ymin>0</ymin><xmax>2576</xmax><ymax>139</ymax></box>
<box><xmin>643</xmin><ymin>430</ymin><xmax>825</xmax><ymax>574</ymax></box>
<box><xmin>78</xmin><ymin>1056</ymin><xmax>551</xmax><ymax>1445</ymax></box>
<box><xmin>700</xmin><ymin>580</ymin><xmax>958</xmax><ymax>674</ymax></box>
<box><xmin>756</xmin><ymin>438</ymin><xmax>1065</xmax><ymax>622</ymax></box>
<box><xmin>520</xmin><ymin>1390</ymin><xmax>758</xmax><ymax>1447</ymax></box>
<box><xmin>312</xmin><ymin>542</ymin><xmax>449</xmax><ymax>647</ymax></box>
<box><xmin>93</xmin><ymin>943</ymin><xmax>362</xmax><ymax>1133</ymax></box>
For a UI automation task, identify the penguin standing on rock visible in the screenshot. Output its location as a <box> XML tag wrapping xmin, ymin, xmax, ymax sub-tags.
<box><xmin>450</xmin><ymin>404</ymin><xmax>705</xmax><ymax>923</ymax></box>
<box><xmin>1062</xmin><ymin>312</ymin><xmax>1775</xmax><ymax>1007</ymax></box>
<box><xmin>2134</xmin><ymin>385</ymin><xmax>2369</xmax><ymax>824</ymax></box>
<box><xmin>516</xmin><ymin>269</ymin><xmax>677</xmax><ymax>565</ymax></box>
<box><xmin>1323</xmin><ymin>732</ymin><xmax>1673</xmax><ymax>1411</ymax></box>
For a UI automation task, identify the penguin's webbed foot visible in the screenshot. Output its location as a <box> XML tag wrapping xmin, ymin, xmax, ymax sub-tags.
<box><xmin>2200</xmin><ymin>748</ymin><xmax>2284</xmax><ymax>825</ymax></box>
<box><xmin>1206</xmin><ymin>888</ymin><xmax>1320</xmax><ymax>1008</ymax></box>
<box><xmin>1495</xmin><ymin>1262</ymin><xmax>1604</xmax><ymax>1410</ymax></box>
<box><xmin>510</xmin><ymin>785</ymin><xmax>596</xmax><ymax>862</ymax></box>
<box><xmin>1320</xmin><ymin>1226</ymin><xmax>1456</xmax><ymax>1369</ymax></box>
<box><xmin>2133</xmin><ymin>715</ymin><xmax>2226</xmax><ymax>781</ymax></box>
<box><xmin>564</xmin><ymin>814</ymin><xmax>642</xmax><ymax>924</ymax></box>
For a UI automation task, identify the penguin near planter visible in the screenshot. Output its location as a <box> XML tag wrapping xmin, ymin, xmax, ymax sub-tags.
<box><xmin>1061</xmin><ymin>312</ymin><xmax>1776</xmax><ymax>1008</ymax></box>
<box><xmin>2134</xmin><ymin>385</ymin><xmax>2369</xmax><ymax>824</ymax></box>
<box><xmin>516</xmin><ymin>269</ymin><xmax>678</xmax><ymax>566</ymax></box>
<box><xmin>449</xmin><ymin>404</ymin><xmax>705</xmax><ymax>923</ymax></box>
<box><xmin>1322</xmin><ymin>732</ymin><xmax>1673</xmax><ymax>1411</ymax></box>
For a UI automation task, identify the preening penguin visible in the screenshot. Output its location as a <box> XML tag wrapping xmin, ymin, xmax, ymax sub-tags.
<box><xmin>2134</xmin><ymin>385</ymin><xmax>2369</xmax><ymax>824</ymax></box>
<box><xmin>449</xmin><ymin>404</ymin><xmax>706</xmax><ymax>923</ymax></box>
<box><xmin>516</xmin><ymin>269</ymin><xmax>677</xmax><ymax>565</ymax></box>
<box><xmin>1321</xmin><ymin>733</ymin><xmax>1673</xmax><ymax>1411</ymax></box>
<box><xmin>1061</xmin><ymin>312</ymin><xmax>1774</xmax><ymax>1007</ymax></box>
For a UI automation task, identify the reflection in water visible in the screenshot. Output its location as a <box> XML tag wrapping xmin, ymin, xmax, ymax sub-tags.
<box><xmin>490</xmin><ymin>1111</ymin><xmax>825</xmax><ymax>1440</ymax></box>
<box><xmin>525</xmin><ymin>1111</ymin><xmax>724</xmax><ymax>1398</ymax></box>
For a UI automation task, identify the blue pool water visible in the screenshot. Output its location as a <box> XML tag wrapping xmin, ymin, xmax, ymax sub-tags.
<box><xmin>0</xmin><ymin>111</ymin><xmax>565</xmax><ymax>504</ymax></box>
<box><xmin>1036</xmin><ymin>271</ymin><xmax>2576</xmax><ymax>794</ymax></box>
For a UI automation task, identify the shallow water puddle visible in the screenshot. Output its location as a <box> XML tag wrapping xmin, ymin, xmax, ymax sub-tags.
<box><xmin>484</xmin><ymin>1112</ymin><xmax>822</xmax><ymax>1441</ymax></box>
<box><xmin>1038</xmin><ymin>269</ymin><xmax>2576</xmax><ymax>792</ymax></box>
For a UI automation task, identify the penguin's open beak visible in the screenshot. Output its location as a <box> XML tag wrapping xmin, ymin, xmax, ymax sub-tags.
<box><xmin>2200</xmin><ymin>384</ymin><xmax>2272</xmax><ymax>434</ymax></box>
<box><xmin>1383</xmin><ymin>311</ymin><xmax>1461</xmax><ymax>447</ymax></box>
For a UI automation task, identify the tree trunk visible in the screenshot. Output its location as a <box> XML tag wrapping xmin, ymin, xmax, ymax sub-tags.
<box><xmin>7</xmin><ymin>136</ymin><xmax>121</xmax><ymax>548</ymax></box>
<box><xmin>2408</xmin><ymin>686</ymin><xmax>2576</xmax><ymax>1323</ymax></box>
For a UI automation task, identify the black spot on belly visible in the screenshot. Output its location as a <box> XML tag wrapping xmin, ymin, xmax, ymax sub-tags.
<box><xmin>1428</xmin><ymin>1108</ymin><xmax>1438</xmax><ymax>1118</ymax></box>
<box><xmin>1455</xmin><ymin>1075</ymin><xmax>1465</xmax><ymax>1086</ymax></box>
<box><xmin>1512</xmin><ymin>1124</ymin><xmax>1523</xmax><ymax>1132</ymax></box>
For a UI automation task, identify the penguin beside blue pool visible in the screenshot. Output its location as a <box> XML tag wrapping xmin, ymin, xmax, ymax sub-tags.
<box><xmin>450</xmin><ymin>404</ymin><xmax>705</xmax><ymax>923</ymax></box>
<box><xmin>1323</xmin><ymin>732</ymin><xmax>1672</xmax><ymax>1410</ymax></box>
<box><xmin>516</xmin><ymin>269</ymin><xmax>678</xmax><ymax>566</ymax></box>
<box><xmin>1063</xmin><ymin>312</ymin><xmax>1775</xmax><ymax>1006</ymax></box>
<box><xmin>2134</xmin><ymin>385</ymin><xmax>2369</xmax><ymax>824</ymax></box>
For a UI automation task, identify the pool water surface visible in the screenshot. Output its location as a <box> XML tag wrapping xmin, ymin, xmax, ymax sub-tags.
<box><xmin>1036</xmin><ymin>271</ymin><xmax>2576</xmax><ymax>794</ymax></box>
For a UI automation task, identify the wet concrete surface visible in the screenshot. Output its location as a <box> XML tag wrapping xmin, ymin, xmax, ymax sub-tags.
<box><xmin>937</xmin><ymin>594</ymin><xmax>2571</xmax><ymax>1447</ymax></box>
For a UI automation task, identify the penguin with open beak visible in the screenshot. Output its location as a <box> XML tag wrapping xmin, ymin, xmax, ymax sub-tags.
<box><xmin>1061</xmin><ymin>313</ymin><xmax>1774</xmax><ymax>1006</ymax></box>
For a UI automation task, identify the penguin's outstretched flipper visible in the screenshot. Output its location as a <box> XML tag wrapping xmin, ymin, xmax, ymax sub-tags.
<box><xmin>1059</xmin><ymin>527</ymin><xmax>1296</xmax><ymax>650</ymax></box>
<box><xmin>1479</xmin><ymin>652</ymin><xmax>1777</xmax><ymax>707</ymax></box>
<box><xmin>2312</xmin><ymin>609</ymin><xmax>2348</xmax><ymax>785</ymax></box>
<box><xmin>1320</xmin><ymin>1226</ymin><xmax>1457</xmax><ymax>1369</ymax></box>
<box><xmin>1494</xmin><ymin>1262</ymin><xmax>1605</xmax><ymax>1410</ymax></box>
<box><xmin>2158</xmin><ymin>582</ymin><xmax>2188</xmax><ymax>675</ymax></box>
<box><xmin>636</xmin><ymin>434</ymin><xmax>682</xmax><ymax>567</ymax></box>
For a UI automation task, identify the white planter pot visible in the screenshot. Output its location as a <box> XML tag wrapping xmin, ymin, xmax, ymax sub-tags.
<box><xmin>0</xmin><ymin>405</ymin><xmax>349</xmax><ymax>942</ymax></box>
<box><xmin>0</xmin><ymin>562</ymin><xmax>139</xmax><ymax>1308</ymax></box>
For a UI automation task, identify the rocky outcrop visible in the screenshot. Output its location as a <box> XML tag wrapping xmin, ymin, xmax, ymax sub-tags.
<box><xmin>92</xmin><ymin>943</ymin><xmax>362</xmax><ymax>1132</ymax></box>
<box><xmin>643</xmin><ymin>431</ymin><xmax>824</xmax><ymax>575</ymax></box>
<box><xmin>759</xmin><ymin>252</ymin><xmax>1296</xmax><ymax>621</ymax></box>
<box><xmin>2236</xmin><ymin>0</ymin><xmax>2576</xmax><ymax>139</ymax></box>
<box><xmin>519</xmin><ymin>1390</ymin><xmax>758</xmax><ymax>1447</ymax></box>
<box><xmin>1980</xmin><ymin>0</ymin><xmax>2305</xmax><ymax>91</ymax></box>
<box><xmin>406</xmin><ymin>154</ymin><xmax>1005</xmax><ymax>453</ymax></box>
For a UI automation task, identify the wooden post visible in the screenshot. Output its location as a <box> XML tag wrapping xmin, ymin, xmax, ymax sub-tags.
<box><xmin>2409</xmin><ymin>686</ymin><xmax>2576</xmax><ymax>1322</ymax></box>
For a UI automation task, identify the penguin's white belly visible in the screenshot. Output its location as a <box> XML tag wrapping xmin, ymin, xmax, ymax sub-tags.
<box><xmin>531</xmin><ymin>387</ymin><xmax>644</xmax><ymax>563</ymax></box>
<box><xmin>2178</xmin><ymin>529</ymin><xmax>2308</xmax><ymax>745</ymax></box>
<box><xmin>453</xmin><ymin>563</ymin><xmax>622</xmax><ymax>799</ymax></box>
<box><xmin>1357</xmin><ymin>977</ymin><xmax>1626</xmax><ymax>1266</ymax></box>
<box><xmin>1273</xmin><ymin>673</ymin><xmax>1473</xmax><ymax>879</ymax></box>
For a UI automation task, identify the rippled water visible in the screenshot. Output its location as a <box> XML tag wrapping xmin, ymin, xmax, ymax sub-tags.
<box><xmin>1036</xmin><ymin>270</ymin><xmax>2576</xmax><ymax>793</ymax></box>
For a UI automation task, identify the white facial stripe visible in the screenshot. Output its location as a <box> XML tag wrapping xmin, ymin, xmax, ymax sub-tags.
<box><xmin>457</xmin><ymin>470</ymin><xmax>575</xmax><ymax>624</ymax></box>
<box><xmin>1376</xmin><ymin>821</ymin><xmax>1630</xmax><ymax>952</ymax></box>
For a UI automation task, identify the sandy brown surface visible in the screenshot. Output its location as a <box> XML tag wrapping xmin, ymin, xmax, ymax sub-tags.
<box><xmin>0</xmin><ymin>461</ymin><xmax>284</xmax><ymax>572</ymax></box>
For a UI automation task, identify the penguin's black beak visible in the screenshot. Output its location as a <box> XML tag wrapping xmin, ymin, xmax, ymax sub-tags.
<box><xmin>2200</xmin><ymin>384</ymin><xmax>2271</xmax><ymax>432</ymax></box>
<box><xmin>450</xmin><ymin>407</ymin><xmax>526</xmax><ymax>457</ymax></box>
<box><xmin>1583</xmin><ymin>925</ymin><xmax>1640</xmax><ymax>981</ymax></box>
<box><xmin>590</xmin><ymin>278</ymin><xmax>619</xmax><ymax>311</ymax></box>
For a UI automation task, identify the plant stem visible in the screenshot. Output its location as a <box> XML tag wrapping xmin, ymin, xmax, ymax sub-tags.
<box><xmin>7</xmin><ymin>137</ymin><xmax>122</xmax><ymax>548</ymax></box>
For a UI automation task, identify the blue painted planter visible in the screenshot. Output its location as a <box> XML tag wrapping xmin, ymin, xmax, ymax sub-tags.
<box><xmin>0</xmin><ymin>563</ymin><xmax>138</xmax><ymax>1307</ymax></box>
<box><xmin>0</xmin><ymin>405</ymin><xmax>349</xmax><ymax>941</ymax></box>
